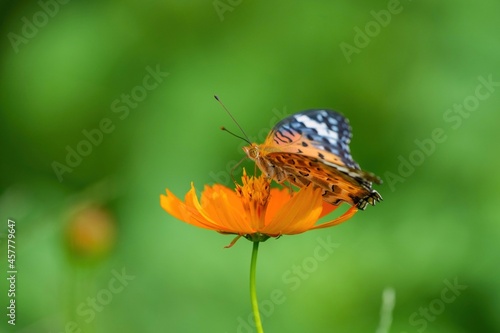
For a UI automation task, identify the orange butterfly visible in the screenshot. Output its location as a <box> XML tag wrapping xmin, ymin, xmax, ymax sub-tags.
<box><xmin>242</xmin><ymin>109</ymin><xmax>382</xmax><ymax>210</ymax></box>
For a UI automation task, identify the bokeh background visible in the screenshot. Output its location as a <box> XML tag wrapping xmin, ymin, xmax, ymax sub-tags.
<box><xmin>1</xmin><ymin>1</ymin><xmax>499</xmax><ymax>332</ymax></box>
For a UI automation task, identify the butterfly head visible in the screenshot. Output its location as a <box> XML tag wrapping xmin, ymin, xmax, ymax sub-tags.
<box><xmin>242</xmin><ymin>143</ymin><xmax>275</xmax><ymax>179</ymax></box>
<box><xmin>242</xmin><ymin>143</ymin><xmax>260</xmax><ymax>160</ymax></box>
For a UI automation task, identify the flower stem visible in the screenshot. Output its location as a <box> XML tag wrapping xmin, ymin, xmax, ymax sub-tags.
<box><xmin>250</xmin><ymin>241</ymin><xmax>264</xmax><ymax>333</ymax></box>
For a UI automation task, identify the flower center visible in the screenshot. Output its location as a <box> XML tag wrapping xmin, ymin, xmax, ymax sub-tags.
<box><xmin>236</xmin><ymin>171</ymin><xmax>271</xmax><ymax>229</ymax></box>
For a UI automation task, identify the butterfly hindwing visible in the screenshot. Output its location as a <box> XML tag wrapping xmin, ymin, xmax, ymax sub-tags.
<box><xmin>266</xmin><ymin>152</ymin><xmax>381</xmax><ymax>209</ymax></box>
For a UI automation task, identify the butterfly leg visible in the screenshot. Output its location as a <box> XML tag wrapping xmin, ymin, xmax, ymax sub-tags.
<box><xmin>229</xmin><ymin>156</ymin><xmax>249</xmax><ymax>185</ymax></box>
<box><xmin>284</xmin><ymin>181</ymin><xmax>294</xmax><ymax>195</ymax></box>
<box><xmin>355</xmin><ymin>190</ymin><xmax>383</xmax><ymax>210</ymax></box>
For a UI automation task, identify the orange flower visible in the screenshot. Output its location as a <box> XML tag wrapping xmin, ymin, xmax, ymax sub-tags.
<box><xmin>160</xmin><ymin>170</ymin><xmax>358</xmax><ymax>243</ymax></box>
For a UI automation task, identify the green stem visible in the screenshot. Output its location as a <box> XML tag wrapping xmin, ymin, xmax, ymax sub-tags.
<box><xmin>250</xmin><ymin>241</ymin><xmax>264</xmax><ymax>333</ymax></box>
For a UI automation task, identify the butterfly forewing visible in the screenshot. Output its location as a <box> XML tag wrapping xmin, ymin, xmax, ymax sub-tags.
<box><xmin>270</xmin><ymin>110</ymin><xmax>359</xmax><ymax>168</ymax></box>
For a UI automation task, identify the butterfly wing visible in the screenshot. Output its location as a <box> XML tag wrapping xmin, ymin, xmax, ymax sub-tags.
<box><xmin>265</xmin><ymin>152</ymin><xmax>381</xmax><ymax>209</ymax></box>
<box><xmin>259</xmin><ymin>109</ymin><xmax>382</xmax><ymax>209</ymax></box>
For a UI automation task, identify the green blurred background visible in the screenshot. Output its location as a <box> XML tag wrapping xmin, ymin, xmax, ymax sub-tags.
<box><xmin>1</xmin><ymin>1</ymin><xmax>499</xmax><ymax>332</ymax></box>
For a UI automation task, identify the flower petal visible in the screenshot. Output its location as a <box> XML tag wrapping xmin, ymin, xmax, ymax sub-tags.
<box><xmin>310</xmin><ymin>206</ymin><xmax>358</xmax><ymax>230</ymax></box>
<box><xmin>263</xmin><ymin>185</ymin><xmax>324</xmax><ymax>235</ymax></box>
<box><xmin>265</xmin><ymin>188</ymin><xmax>293</xmax><ymax>226</ymax></box>
<box><xmin>200</xmin><ymin>185</ymin><xmax>255</xmax><ymax>234</ymax></box>
<box><xmin>319</xmin><ymin>201</ymin><xmax>339</xmax><ymax>218</ymax></box>
<box><xmin>160</xmin><ymin>186</ymin><xmax>216</xmax><ymax>230</ymax></box>
<box><xmin>161</xmin><ymin>184</ymin><xmax>245</xmax><ymax>233</ymax></box>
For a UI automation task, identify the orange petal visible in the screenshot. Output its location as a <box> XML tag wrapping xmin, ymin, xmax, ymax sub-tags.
<box><xmin>200</xmin><ymin>185</ymin><xmax>254</xmax><ymax>234</ymax></box>
<box><xmin>160</xmin><ymin>187</ymin><xmax>215</xmax><ymax>230</ymax></box>
<box><xmin>310</xmin><ymin>206</ymin><xmax>358</xmax><ymax>230</ymax></box>
<box><xmin>264</xmin><ymin>185</ymin><xmax>324</xmax><ymax>235</ymax></box>
<box><xmin>319</xmin><ymin>201</ymin><xmax>339</xmax><ymax>218</ymax></box>
<box><xmin>161</xmin><ymin>184</ymin><xmax>240</xmax><ymax>233</ymax></box>
<box><xmin>201</xmin><ymin>184</ymin><xmax>237</xmax><ymax>209</ymax></box>
<box><xmin>265</xmin><ymin>188</ymin><xmax>293</xmax><ymax>225</ymax></box>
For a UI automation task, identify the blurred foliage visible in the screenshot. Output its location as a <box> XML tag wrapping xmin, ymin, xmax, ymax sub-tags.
<box><xmin>0</xmin><ymin>0</ymin><xmax>499</xmax><ymax>332</ymax></box>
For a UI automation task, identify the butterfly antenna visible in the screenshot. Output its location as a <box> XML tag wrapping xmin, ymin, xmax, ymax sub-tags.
<box><xmin>214</xmin><ymin>95</ymin><xmax>251</xmax><ymax>143</ymax></box>
<box><xmin>220</xmin><ymin>127</ymin><xmax>251</xmax><ymax>144</ymax></box>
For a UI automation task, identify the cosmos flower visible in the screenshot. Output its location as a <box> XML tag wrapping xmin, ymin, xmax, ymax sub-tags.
<box><xmin>160</xmin><ymin>170</ymin><xmax>357</xmax><ymax>243</ymax></box>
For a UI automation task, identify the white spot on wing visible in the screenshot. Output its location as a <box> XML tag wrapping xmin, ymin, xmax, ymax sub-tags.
<box><xmin>295</xmin><ymin>115</ymin><xmax>339</xmax><ymax>140</ymax></box>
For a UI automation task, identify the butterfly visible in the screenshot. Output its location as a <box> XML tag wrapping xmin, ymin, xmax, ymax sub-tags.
<box><xmin>242</xmin><ymin>109</ymin><xmax>382</xmax><ymax>210</ymax></box>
